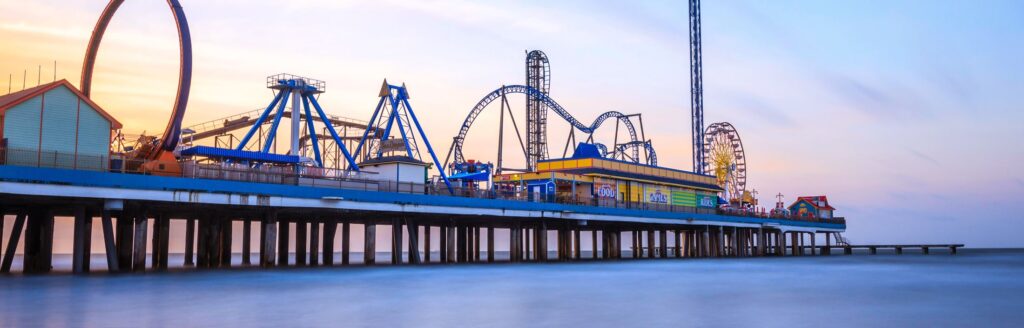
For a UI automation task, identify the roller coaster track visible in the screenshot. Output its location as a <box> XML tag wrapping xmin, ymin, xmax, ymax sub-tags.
<box><xmin>449</xmin><ymin>85</ymin><xmax>656</xmax><ymax>167</ymax></box>
<box><xmin>610</xmin><ymin>141</ymin><xmax>658</xmax><ymax>165</ymax></box>
<box><xmin>82</xmin><ymin>0</ymin><xmax>192</xmax><ymax>158</ymax></box>
<box><xmin>182</xmin><ymin>108</ymin><xmax>371</xmax><ymax>142</ymax></box>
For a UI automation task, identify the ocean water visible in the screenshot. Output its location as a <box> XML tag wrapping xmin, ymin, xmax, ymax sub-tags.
<box><xmin>1</xmin><ymin>249</ymin><xmax>1022</xmax><ymax>327</ymax></box>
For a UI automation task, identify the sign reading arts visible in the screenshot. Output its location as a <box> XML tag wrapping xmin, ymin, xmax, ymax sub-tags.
<box><xmin>697</xmin><ymin>194</ymin><xmax>716</xmax><ymax>208</ymax></box>
<box><xmin>645</xmin><ymin>186</ymin><xmax>669</xmax><ymax>204</ymax></box>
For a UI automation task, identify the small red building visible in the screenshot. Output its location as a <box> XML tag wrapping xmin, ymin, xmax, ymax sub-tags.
<box><xmin>788</xmin><ymin>196</ymin><xmax>835</xmax><ymax>219</ymax></box>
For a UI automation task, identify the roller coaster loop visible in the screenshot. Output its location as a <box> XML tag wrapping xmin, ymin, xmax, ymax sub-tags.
<box><xmin>81</xmin><ymin>0</ymin><xmax>192</xmax><ymax>157</ymax></box>
<box><xmin>449</xmin><ymin>85</ymin><xmax>656</xmax><ymax>167</ymax></box>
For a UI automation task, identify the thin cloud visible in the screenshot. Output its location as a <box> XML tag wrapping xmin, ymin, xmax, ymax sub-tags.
<box><xmin>723</xmin><ymin>92</ymin><xmax>797</xmax><ymax>128</ymax></box>
<box><xmin>906</xmin><ymin>148</ymin><xmax>940</xmax><ymax>166</ymax></box>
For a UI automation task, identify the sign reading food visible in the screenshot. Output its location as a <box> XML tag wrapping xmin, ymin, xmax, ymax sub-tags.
<box><xmin>595</xmin><ymin>183</ymin><xmax>617</xmax><ymax>199</ymax></box>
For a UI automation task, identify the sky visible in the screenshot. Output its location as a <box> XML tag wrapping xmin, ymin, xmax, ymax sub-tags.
<box><xmin>1</xmin><ymin>0</ymin><xmax>1023</xmax><ymax>248</ymax></box>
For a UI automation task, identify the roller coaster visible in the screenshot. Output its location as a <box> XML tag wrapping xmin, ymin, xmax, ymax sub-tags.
<box><xmin>82</xmin><ymin>0</ymin><xmax>192</xmax><ymax>175</ymax></box>
<box><xmin>445</xmin><ymin>51</ymin><xmax>657</xmax><ymax>176</ymax></box>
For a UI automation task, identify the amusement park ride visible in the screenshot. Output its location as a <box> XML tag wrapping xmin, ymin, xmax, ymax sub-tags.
<box><xmin>444</xmin><ymin>51</ymin><xmax>658</xmax><ymax>184</ymax></box>
<box><xmin>87</xmin><ymin>0</ymin><xmax>752</xmax><ymax>207</ymax></box>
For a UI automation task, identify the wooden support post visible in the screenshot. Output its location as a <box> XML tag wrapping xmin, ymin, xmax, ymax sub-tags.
<box><xmin>153</xmin><ymin>215</ymin><xmax>169</xmax><ymax>270</ymax></box>
<box><xmin>524</xmin><ymin>227</ymin><xmax>531</xmax><ymax>260</ymax></box>
<box><xmin>277</xmin><ymin>219</ymin><xmax>290</xmax><ymax>266</ymax></box>
<box><xmin>487</xmin><ymin>226</ymin><xmax>495</xmax><ymax>262</ymax></box>
<box><xmin>220</xmin><ymin>219</ymin><xmax>233</xmax><ymax>267</ymax></box>
<box><xmin>538</xmin><ymin>221</ymin><xmax>548</xmax><ymax>261</ymax></box>
<box><xmin>446</xmin><ymin>225</ymin><xmax>456</xmax><ymax>263</ymax></box>
<box><xmin>590</xmin><ymin>230</ymin><xmax>597</xmax><ymax>260</ymax></box>
<box><xmin>440</xmin><ymin>224</ymin><xmax>449</xmax><ymax>263</ymax></box>
<box><xmin>131</xmin><ymin>212</ymin><xmax>147</xmax><ymax>273</ymax></box>
<box><xmin>424</xmin><ymin>225</ymin><xmax>432</xmax><ymax>263</ymax></box>
<box><xmin>843</xmin><ymin>246</ymin><xmax>852</xmax><ymax>255</ymax></box>
<box><xmin>392</xmin><ymin>219</ymin><xmax>403</xmax><ymax>265</ymax></box>
<box><xmin>406</xmin><ymin>219</ymin><xmax>420</xmax><ymax>264</ymax></box>
<box><xmin>242</xmin><ymin>219</ymin><xmax>252</xmax><ymax>266</ymax></box>
<box><xmin>722</xmin><ymin>229</ymin><xmax>728</xmax><ymax>257</ymax></box>
<box><xmin>150</xmin><ymin>216</ymin><xmax>161</xmax><ymax>270</ymax></box>
<box><xmin>116</xmin><ymin>213</ymin><xmax>134</xmax><ymax>272</ymax></box>
<box><xmin>456</xmin><ymin>224</ymin><xmax>467</xmax><ymax>263</ymax></box>
<box><xmin>645</xmin><ymin>229</ymin><xmax>654</xmax><ymax>258</ymax></box>
<box><xmin>72</xmin><ymin>207</ymin><xmax>90</xmax><ymax>274</ymax></box>
<box><xmin>632</xmin><ymin>230</ymin><xmax>640</xmax><ymax>258</ymax></box>
<box><xmin>100</xmin><ymin>211</ymin><xmax>118</xmax><ymax>272</ymax></box>
<box><xmin>341</xmin><ymin>221</ymin><xmax>351</xmax><ymax>265</ymax></box>
<box><xmin>573</xmin><ymin>228</ymin><xmax>581</xmax><ymax>260</ymax></box>
<box><xmin>184</xmin><ymin>218</ymin><xmax>195</xmax><ymax>266</ymax></box>
<box><xmin>508</xmin><ymin>223</ymin><xmax>517</xmax><ymax>263</ymax></box>
<box><xmin>322</xmin><ymin>220</ymin><xmax>336</xmax><ymax>266</ymax></box>
<box><xmin>203</xmin><ymin>219</ymin><xmax>219</xmax><ymax>268</ymax></box>
<box><xmin>309</xmin><ymin>220</ymin><xmax>320</xmax><ymax>266</ymax></box>
<box><xmin>196</xmin><ymin>219</ymin><xmax>208</xmax><ymax>267</ymax></box>
<box><xmin>824</xmin><ymin>233</ymin><xmax>832</xmax><ymax>255</ymax></box>
<box><xmin>658</xmin><ymin>230</ymin><xmax>668</xmax><ymax>258</ymax></box>
<box><xmin>364</xmin><ymin>223</ymin><xmax>376</xmax><ymax>265</ymax></box>
<box><xmin>674</xmin><ymin>230</ymin><xmax>682</xmax><ymax>258</ymax></box>
<box><xmin>296</xmin><ymin>220</ymin><xmax>308</xmax><ymax>267</ymax></box>
<box><xmin>158</xmin><ymin>216</ymin><xmax>168</xmax><ymax>270</ymax></box>
<box><xmin>1</xmin><ymin>213</ymin><xmax>26</xmax><ymax>273</ymax></box>
<box><xmin>701</xmin><ymin>230</ymin><xmax>707</xmax><ymax>257</ymax></box>
<box><xmin>476</xmin><ymin>226</ymin><xmax>483</xmax><ymax>262</ymax></box>
<box><xmin>810</xmin><ymin>233</ymin><xmax>817</xmax><ymax>256</ymax></box>
<box><xmin>260</xmin><ymin>211</ymin><xmax>277</xmax><ymax>267</ymax></box>
<box><xmin>791</xmin><ymin>232</ymin><xmax>799</xmax><ymax>256</ymax></box>
<box><xmin>758</xmin><ymin>228</ymin><xmax>765</xmax><ymax>256</ymax></box>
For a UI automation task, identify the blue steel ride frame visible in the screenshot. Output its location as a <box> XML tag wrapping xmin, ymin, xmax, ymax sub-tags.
<box><xmin>355</xmin><ymin>83</ymin><xmax>453</xmax><ymax>194</ymax></box>
<box><xmin>307</xmin><ymin>93</ymin><xmax>360</xmax><ymax>171</ymax></box>
<box><xmin>301</xmin><ymin>96</ymin><xmax>322</xmax><ymax>166</ymax></box>
<box><xmin>233</xmin><ymin>79</ymin><xmax>360</xmax><ymax>171</ymax></box>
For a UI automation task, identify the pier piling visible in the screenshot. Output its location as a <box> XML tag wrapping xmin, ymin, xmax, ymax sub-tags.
<box><xmin>277</xmin><ymin>219</ymin><xmax>290</xmax><ymax>266</ymax></box>
<box><xmin>184</xmin><ymin>218</ymin><xmax>195</xmax><ymax>266</ymax></box>
<box><xmin>296</xmin><ymin>220</ymin><xmax>308</xmax><ymax>266</ymax></box>
<box><xmin>1</xmin><ymin>213</ymin><xmax>26</xmax><ymax>273</ymax></box>
<box><xmin>242</xmin><ymin>219</ymin><xmax>252</xmax><ymax>266</ymax></box>
<box><xmin>364</xmin><ymin>223</ymin><xmax>376</xmax><ymax>265</ymax></box>
<box><xmin>101</xmin><ymin>211</ymin><xmax>118</xmax><ymax>271</ymax></box>
<box><xmin>260</xmin><ymin>211</ymin><xmax>277</xmax><ymax>267</ymax></box>
<box><xmin>323</xmin><ymin>220</ymin><xmax>336</xmax><ymax>266</ymax></box>
<box><xmin>341</xmin><ymin>221</ymin><xmax>350</xmax><ymax>265</ymax></box>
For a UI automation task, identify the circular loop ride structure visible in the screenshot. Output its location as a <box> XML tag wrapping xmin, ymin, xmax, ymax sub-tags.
<box><xmin>702</xmin><ymin>122</ymin><xmax>747</xmax><ymax>202</ymax></box>
<box><xmin>448</xmin><ymin>84</ymin><xmax>657</xmax><ymax>172</ymax></box>
<box><xmin>81</xmin><ymin>0</ymin><xmax>192</xmax><ymax>161</ymax></box>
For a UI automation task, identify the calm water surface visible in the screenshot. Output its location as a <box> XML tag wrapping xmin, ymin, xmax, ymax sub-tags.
<box><xmin>1</xmin><ymin>249</ymin><xmax>1022</xmax><ymax>327</ymax></box>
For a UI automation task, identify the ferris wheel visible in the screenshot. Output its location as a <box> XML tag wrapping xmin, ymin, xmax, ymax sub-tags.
<box><xmin>702</xmin><ymin>122</ymin><xmax>747</xmax><ymax>202</ymax></box>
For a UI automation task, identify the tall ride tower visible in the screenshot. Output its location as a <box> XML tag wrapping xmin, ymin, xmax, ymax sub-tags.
<box><xmin>525</xmin><ymin>50</ymin><xmax>551</xmax><ymax>171</ymax></box>
<box><xmin>689</xmin><ymin>0</ymin><xmax>705</xmax><ymax>174</ymax></box>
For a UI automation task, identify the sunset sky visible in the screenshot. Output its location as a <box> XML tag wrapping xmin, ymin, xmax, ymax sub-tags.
<box><xmin>2</xmin><ymin>0</ymin><xmax>1023</xmax><ymax>247</ymax></box>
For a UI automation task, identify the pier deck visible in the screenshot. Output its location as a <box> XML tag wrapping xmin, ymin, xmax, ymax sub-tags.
<box><xmin>1</xmin><ymin>165</ymin><xmax>848</xmax><ymax>274</ymax></box>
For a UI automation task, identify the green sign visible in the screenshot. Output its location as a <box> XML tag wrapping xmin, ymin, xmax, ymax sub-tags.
<box><xmin>697</xmin><ymin>194</ymin><xmax>716</xmax><ymax>208</ymax></box>
<box><xmin>671</xmin><ymin>191</ymin><xmax>696</xmax><ymax>207</ymax></box>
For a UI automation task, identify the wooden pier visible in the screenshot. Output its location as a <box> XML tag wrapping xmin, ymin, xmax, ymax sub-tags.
<box><xmin>0</xmin><ymin>198</ymin><xmax>954</xmax><ymax>275</ymax></box>
<box><xmin>0</xmin><ymin>165</ymin><xmax>856</xmax><ymax>275</ymax></box>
